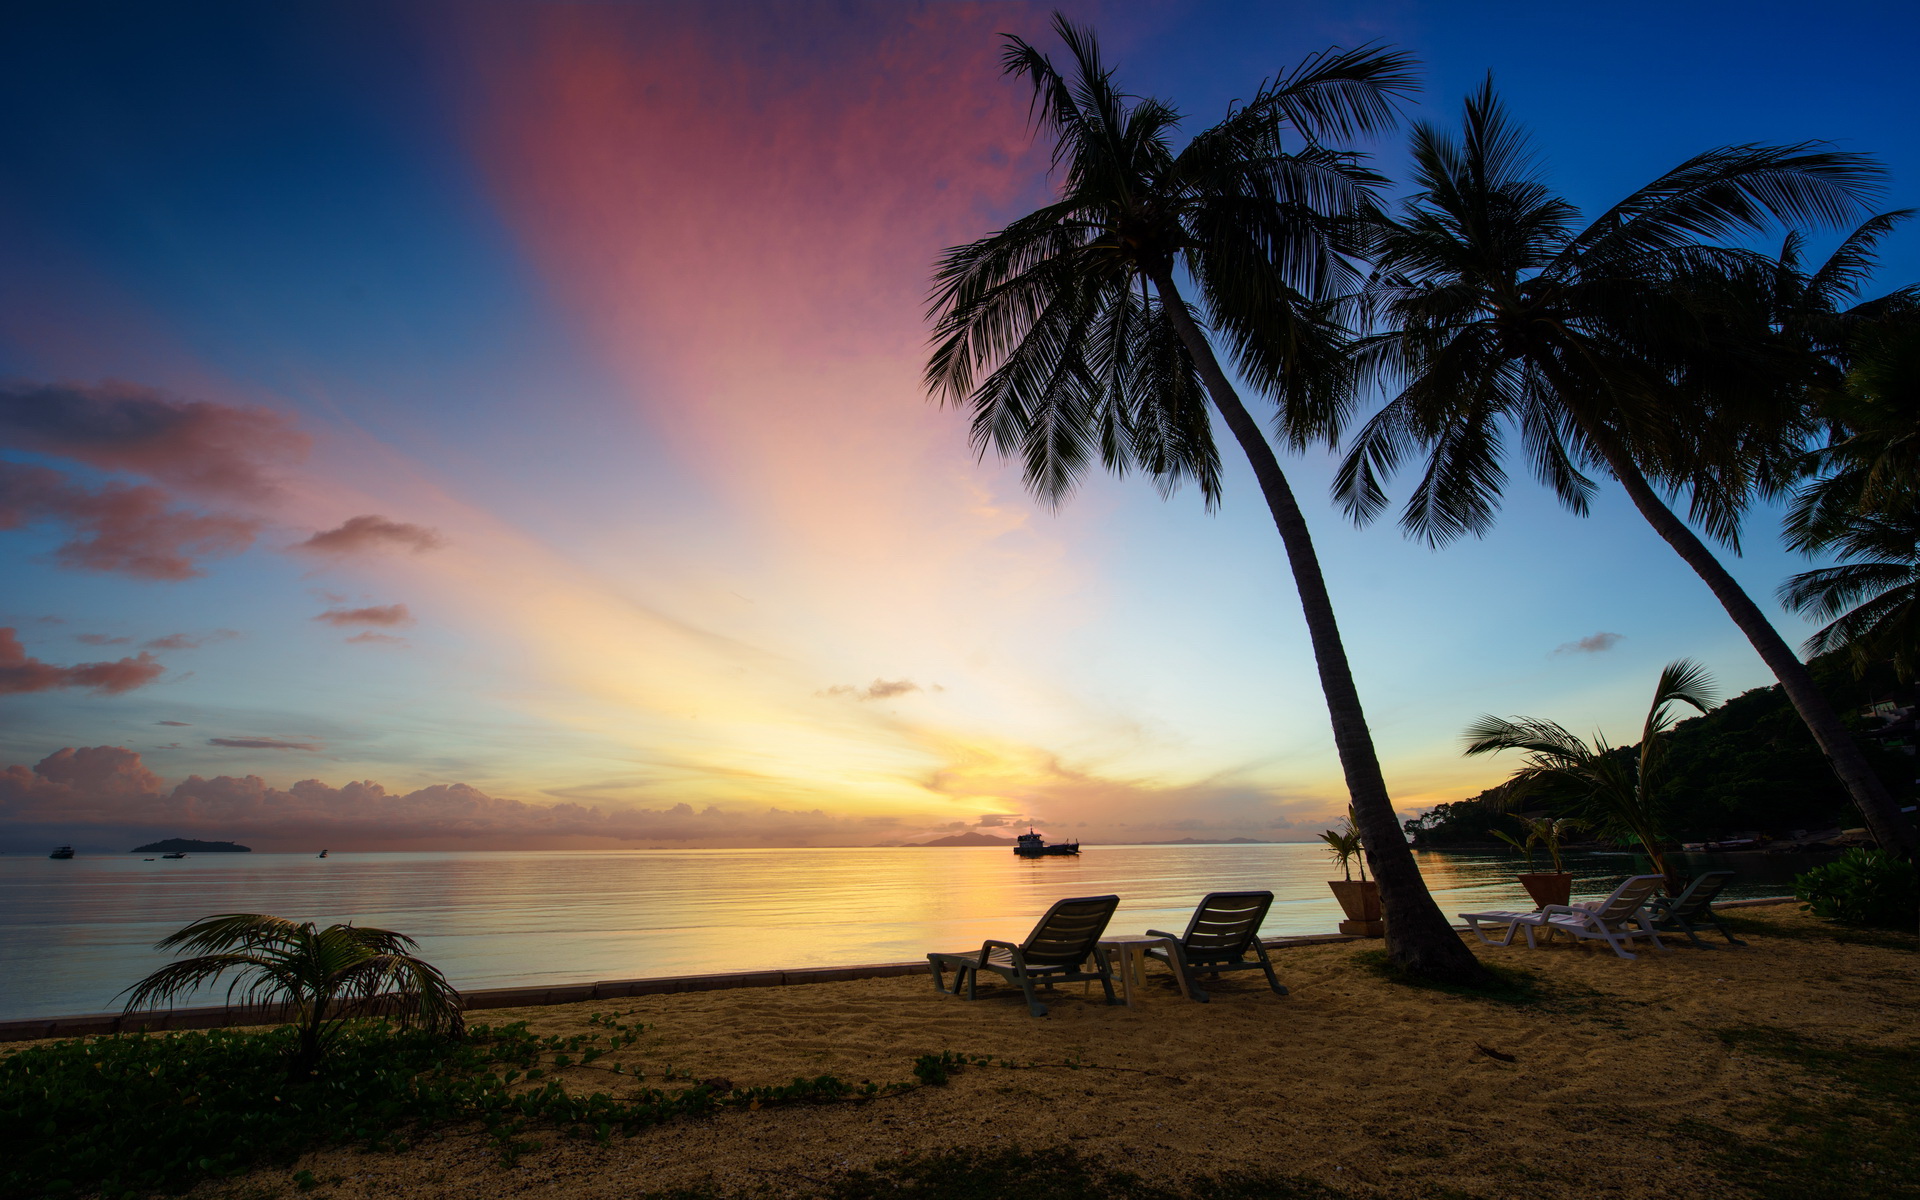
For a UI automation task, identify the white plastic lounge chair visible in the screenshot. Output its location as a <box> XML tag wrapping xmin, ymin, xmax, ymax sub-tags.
<box><xmin>1458</xmin><ymin>908</ymin><xmax>1544</xmax><ymax>947</ymax></box>
<box><xmin>1462</xmin><ymin>874</ymin><xmax>1670</xmax><ymax>958</ymax></box>
<box><xmin>1525</xmin><ymin>874</ymin><xmax>1669</xmax><ymax>958</ymax></box>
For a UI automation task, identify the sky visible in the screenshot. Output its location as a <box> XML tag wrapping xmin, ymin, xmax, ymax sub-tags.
<box><xmin>2</xmin><ymin>1</ymin><xmax>1915</xmax><ymax>852</ymax></box>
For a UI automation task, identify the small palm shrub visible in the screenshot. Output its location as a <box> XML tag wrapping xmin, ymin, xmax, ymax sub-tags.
<box><xmin>122</xmin><ymin>914</ymin><xmax>464</xmax><ymax>1076</ymax></box>
<box><xmin>1795</xmin><ymin>849</ymin><xmax>1920</xmax><ymax>929</ymax></box>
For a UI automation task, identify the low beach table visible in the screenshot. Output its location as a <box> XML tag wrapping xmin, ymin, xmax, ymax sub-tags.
<box><xmin>1098</xmin><ymin>934</ymin><xmax>1190</xmax><ymax>1007</ymax></box>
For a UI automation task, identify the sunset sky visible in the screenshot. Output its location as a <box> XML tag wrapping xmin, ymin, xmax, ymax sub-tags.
<box><xmin>3</xmin><ymin>1</ymin><xmax>1915</xmax><ymax>851</ymax></box>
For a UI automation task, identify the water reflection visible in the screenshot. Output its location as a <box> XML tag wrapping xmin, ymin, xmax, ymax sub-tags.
<box><xmin>0</xmin><ymin>845</ymin><xmax>1806</xmax><ymax>1020</ymax></box>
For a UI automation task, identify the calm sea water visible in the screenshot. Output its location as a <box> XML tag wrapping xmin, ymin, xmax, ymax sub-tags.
<box><xmin>0</xmin><ymin>845</ymin><xmax>1807</xmax><ymax>1020</ymax></box>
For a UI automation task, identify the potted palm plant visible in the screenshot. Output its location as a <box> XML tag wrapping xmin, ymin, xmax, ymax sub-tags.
<box><xmin>1321</xmin><ymin>814</ymin><xmax>1382</xmax><ymax>936</ymax></box>
<box><xmin>1465</xmin><ymin>660</ymin><xmax>1717</xmax><ymax>897</ymax></box>
<box><xmin>1494</xmin><ymin>815</ymin><xmax>1587</xmax><ymax>909</ymax></box>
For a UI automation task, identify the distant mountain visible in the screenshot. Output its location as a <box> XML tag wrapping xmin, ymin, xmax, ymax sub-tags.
<box><xmin>131</xmin><ymin>838</ymin><xmax>252</xmax><ymax>853</ymax></box>
<box><xmin>910</xmin><ymin>832</ymin><xmax>1017</xmax><ymax>847</ymax></box>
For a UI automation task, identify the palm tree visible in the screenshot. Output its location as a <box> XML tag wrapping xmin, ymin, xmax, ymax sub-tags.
<box><xmin>1341</xmin><ymin>81</ymin><xmax>1915</xmax><ymax>856</ymax></box>
<box><xmin>1781</xmin><ymin>301</ymin><xmax>1920</xmax><ymax>679</ymax></box>
<box><xmin>1781</xmin><ymin>507</ymin><xmax>1920</xmax><ymax>680</ymax></box>
<box><xmin>1464</xmin><ymin>660</ymin><xmax>1719</xmax><ymax>892</ymax></box>
<box><xmin>122</xmin><ymin>914</ymin><xmax>464</xmax><ymax>1075</ymax></box>
<box><xmin>927</xmin><ymin>15</ymin><xmax>1491</xmax><ymax>984</ymax></box>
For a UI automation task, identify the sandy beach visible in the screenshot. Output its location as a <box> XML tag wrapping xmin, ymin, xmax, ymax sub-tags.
<box><xmin>132</xmin><ymin>903</ymin><xmax>1912</xmax><ymax>1200</ymax></box>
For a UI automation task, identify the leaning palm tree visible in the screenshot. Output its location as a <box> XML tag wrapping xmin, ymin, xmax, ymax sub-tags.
<box><xmin>122</xmin><ymin>914</ymin><xmax>464</xmax><ymax>1075</ymax></box>
<box><xmin>1342</xmin><ymin>81</ymin><xmax>1915</xmax><ymax>855</ymax></box>
<box><xmin>1464</xmin><ymin>660</ymin><xmax>1719</xmax><ymax>892</ymax></box>
<box><xmin>928</xmin><ymin>15</ymin><xmax>1490</xmax><ymax>983</ymax></box>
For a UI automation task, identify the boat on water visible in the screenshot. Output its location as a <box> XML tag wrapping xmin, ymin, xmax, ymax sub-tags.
<box><xmin>160</xmin><ymin>852</ymin><xmax>187</xmax><ymax>859</ymax></box>
<box><xmin>317</xmin><ymin>849</ymin><xmax>329</xmax><ymax>858</ymax></box>
<box><xmin>1013</xmin><ymin>828</ymin><xmax>1080</xmax><ymax>858</ymax></box>
<box><xmin>49</xmin><ymin>845</ymin><xmax>75</xmax><ymax>859</ymax></box>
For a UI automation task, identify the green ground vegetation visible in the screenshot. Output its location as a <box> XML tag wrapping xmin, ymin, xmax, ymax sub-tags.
<box><xmin>0</xmin><ymin>1014</ymin><xmax>964</xmax><ymax>1200</ymax></box>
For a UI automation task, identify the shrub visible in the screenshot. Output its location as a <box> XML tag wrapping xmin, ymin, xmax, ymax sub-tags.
<box><xmin>0</xmin><ymin>1016</ymin><xmax>917</xmax><ymax>1199</ymax></box>
<box><xmin>1795</xmin><ymin>849</ymin><xmax>1920</xmax><ymax>929</ymax></box>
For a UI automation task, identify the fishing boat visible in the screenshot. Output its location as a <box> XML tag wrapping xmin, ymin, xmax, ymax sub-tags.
<box><xmin>1013</xmin><ymin>828</ymin><xmax>1080</xmax><ymax>858</ymax></box>
<box><xmin>49</xmin><ymin>845</ymin><xmax>75</xmax><ymax>859</ymax></box>
<box><xmin>317</xmin><ymin>849</ymin><xmax>329</xmax><ymax>858</ymax></box>
<box><xmin>160</xmin><ymin>852</ymin><xmax>187</xmax><ymax>859</ymax></box>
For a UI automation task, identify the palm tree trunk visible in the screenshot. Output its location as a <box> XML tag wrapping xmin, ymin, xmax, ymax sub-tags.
<box><xmin>1150</xmin><ymin>271</ymin><xmax>1491</xmax><ymax>984</ymax></box>
<box><xmin>1583</xmin><ymin>424</ymin><xmax>1917</xmax><ymax>857</ymax></box>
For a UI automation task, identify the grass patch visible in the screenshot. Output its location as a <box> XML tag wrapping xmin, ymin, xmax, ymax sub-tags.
<box><xmin>639</xmin><ymin>1146</ymin><xmax>1361</xmax><ymax>1200</ymax></box>
<box><xmin>1718</xmin><ymin>910</ymin><xmax>1919</xmax><ymax>953</ymax></box>
<box><xmin>1682</xmin><ymin>1025</ymin><xmax>1920</xmax><ymax>1199</ymax></box>
<box><xmin>0</xmin><ymin>1015</ymin><xmax>965</xmax><ymax>1199</ymax></box>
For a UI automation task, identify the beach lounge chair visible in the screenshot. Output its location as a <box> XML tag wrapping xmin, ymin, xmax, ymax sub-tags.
<box><xmin>1526</xmin><ymin>874</ymin><xmax>1669</xmax><ymax>959</ymax></box>
<box><xmin>1458</xmin><ymin>908</ymin><xmax>1544</xmax><ymax>947</ymax></box>
<box><xmin>1648</xmin><ymin>871</ymin><xmax>1745</xmax><ymax>946</ymax></box>
<box><xmin>1141</xmin><ymin>890</ymin><xmax>1286</xmax><ymax>1003</ymax></box>
<box><xmin>1461</xmin><ymin>874</ymin><xmax>1669</xmax><ymax>958</ymax></box>
<box><xmin>927</xmin><ymin>895</ymin><xmax>1120</xmax><ymax>1017</ymax></box>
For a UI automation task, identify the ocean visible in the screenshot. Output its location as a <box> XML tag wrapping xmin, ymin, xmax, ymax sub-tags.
<box><xmin>0</xmin><ymin>844</ymin><xmax>1808</xmax><ymax>1021</ymax></box>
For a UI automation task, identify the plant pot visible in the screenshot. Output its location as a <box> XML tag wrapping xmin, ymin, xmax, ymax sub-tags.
<box><xmin>1328</xmin><ymin>879</ymin><xmax>1383</xmax><ymax>937</ymax></box>
<box><xmin>1517</xmin><ymin>872</ymin><xmax>1573</xmax><ymax>910</ymax></box>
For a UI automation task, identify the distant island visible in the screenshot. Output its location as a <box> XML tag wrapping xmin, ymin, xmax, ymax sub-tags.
<box><xmin>908</xmin><ymin>832</ymin><xmax>1017</xmax><ymax>847</ymax></box>
<box><xmin>130</xmin><ymin>839</ymin><xmax>252</xmax><ymax>853</ymax></box>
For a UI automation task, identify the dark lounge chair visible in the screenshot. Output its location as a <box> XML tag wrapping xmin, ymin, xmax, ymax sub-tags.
<box><xmin>1142</xmin><ymin>890</ymin><xmax>1286</xmax><ymax>1002</ymax></box>
<box><xmin>927</xmin><ymin>895</ymin><xmax>1120</xmax><ymax>1017</ymax></box>
<box><xmin>1648</xmin><ymin>870</ymin><xmax>1746</xmax><ymax>946</ymax></box>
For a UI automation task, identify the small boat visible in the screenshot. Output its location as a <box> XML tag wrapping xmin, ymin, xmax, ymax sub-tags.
<box><xmin>49</xmin><ymin>845</ymin><xmax>75</xmax><ymax>859</ymax></box>
<box><xmin>317</xmin><ymin>849</ymin><xmax>329</xmax><ymax>858</ymax></box>
<box><xmin>161</xmin><ymin>852</ymin><xmax>187</xmax><ymax>859</ymax></box>
<box><xmin>1013</xmin><ymin>828</ymin><xmax>1080</xmax><ymax>858</ymax></box>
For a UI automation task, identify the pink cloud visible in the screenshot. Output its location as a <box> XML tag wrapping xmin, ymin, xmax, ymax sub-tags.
<box><xmin>0</xmin><ymin>627</ymin><xmax>165</xmax><ymax>695</ymax></box>
<box><xmin>0</xmin><ymin>462</ymin><xmax>260</xmax><ymax>579</ymax></box>
<box><xmin>207</xmin><ymin>737</ymin><xmax>323</xmax><ymax>752</ymax></box>
<box><xmin>345</xmin><ymin>631</ymin><xmax>407</xmax><ymax>646</ymax></box>
<box><xmin>0</xmin><ymin>380</ymin><xmax>306</xmax><ymax>500</ymax></box>
<box><xmin>142</xmin><ymin>630</ymin><xmax>238</xmax><ymax>651</ymax></box>
<box><xmin>0</xmin><ymin>746</ymin><xmax>894</xmax><ymax>848</ymax></box>
<box><xmin>294</xmin><ymin>514</ymin><xmax>443</xmax><ymax>555</ymax></box>
<box><xmin>314</xmin><ymin>604</ymin><xmax>413</xmax><ymax>628</ymax></box>
<box><xmin>74</xmin><ymin>633</ymin><xmax>131</xmax><ymax>646</ymax></box>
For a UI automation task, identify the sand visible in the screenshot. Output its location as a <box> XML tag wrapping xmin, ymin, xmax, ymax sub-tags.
<box><xmin>154</xmin><ymin>906</ymin><xmax>1918</xmax><ymax>1198</ymax></box>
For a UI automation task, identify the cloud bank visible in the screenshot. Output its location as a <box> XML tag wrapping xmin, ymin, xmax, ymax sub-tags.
<box><xmin>1</xmin><ymin>746</ymin><xmax>907</xmax><ymax>849</ymax></box>
<box><xmin>295</xmin><ymin>514</ymin><xmax>443</xmax><ymax>556</ymax></box>
<box><xmin>0</xmin><ymin>462</ymin><xmax>260</xmax><ymax>579</ymax></box>
<box><xmin>314</xmin><ymin>604</ymin><xmax>413</xmax><ymax>628</ymax></box>
<box><xmin>0</xmin><ymin>628</ymin><xmax>164</xmax><ymax>695</ymax></box>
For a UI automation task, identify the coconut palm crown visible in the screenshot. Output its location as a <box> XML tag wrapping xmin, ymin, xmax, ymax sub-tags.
<box><xmin>1464</xmin><ymin>660</ymin><xmax>1718</xmax><ymax>891</ymax></box>
<box><xmin>122</xmin><ymin>914</ymin><xmax>464</xmax><ymax>1074</ymax></box>
<box><xmin>928</xmin><ymin>15</ymin><xmax>1489</xmax><ymax>983</ymax></box>
<box><xmin>1340</xmin><ymin>80</ymin><xmax>1914</xmax><ymax>855</ymax></box>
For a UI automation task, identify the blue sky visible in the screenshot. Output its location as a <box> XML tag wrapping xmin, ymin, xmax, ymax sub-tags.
<box><xmin>1</xmin><ymin>1</ymin><xmax>1913</xmax><ymax>850</ymax></box>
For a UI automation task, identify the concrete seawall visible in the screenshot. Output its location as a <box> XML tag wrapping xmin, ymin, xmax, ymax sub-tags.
<box><xmin>0</xmin><ymin>898</ymin><xmax>1795</xmax><ymax>1044</ymax></box>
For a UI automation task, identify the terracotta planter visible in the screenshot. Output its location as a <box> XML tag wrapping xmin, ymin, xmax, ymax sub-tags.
<box><xmin>1328</xmin><ymin>879</ymin><xmax>1383</xmax><ymax>937</ymax></box>
<box><xmin>1517</xmin><ymin>872</ymin><xmax>1573</xmax><ymax>910</ymax></box>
